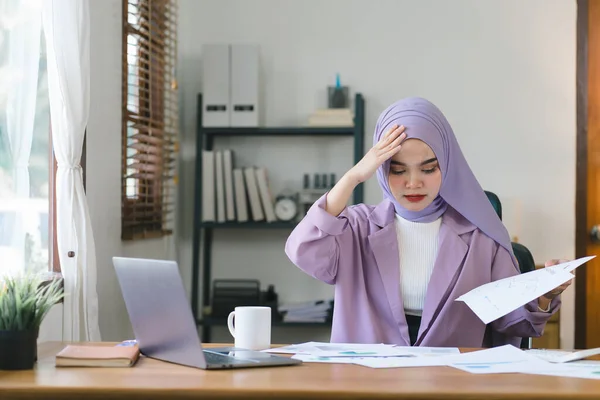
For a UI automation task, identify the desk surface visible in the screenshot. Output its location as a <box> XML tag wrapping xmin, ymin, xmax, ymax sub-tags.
<box><xmin>1</xmin><ymin>342</ymin><xmax>600</xmax><ymax>400</ymax></box>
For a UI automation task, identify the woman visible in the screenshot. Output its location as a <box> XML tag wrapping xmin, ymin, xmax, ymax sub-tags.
<box><xmin>285</xmin><ymin>97</ymin><xmax>569</xmax><ymax>347</ymax></box>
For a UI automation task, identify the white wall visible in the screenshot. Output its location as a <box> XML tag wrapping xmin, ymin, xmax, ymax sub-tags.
<box><xmin>177</xmin><ymin>0</ymin><xmax>577</xmax><ymax>346</ymax></box>
<box><xmin>39</xmin><ymin>304</ymin><xmax>62</xmax><ymax>342</ymax></box>
<box><xmin>84</xmin><ymin>0</ymin><xmax>177</xmax><ymax>341</ymax></box>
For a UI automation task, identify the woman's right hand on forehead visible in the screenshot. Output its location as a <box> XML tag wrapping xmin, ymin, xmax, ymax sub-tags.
<box><xmin>348</xmin><ymin>125</ymin><xmax>406</xmax><ymax>184</ymax></box>
<box><xmin>324</xmin><ymin>125</ymin><xmax>405</xmax><ymax>216</ymax></box>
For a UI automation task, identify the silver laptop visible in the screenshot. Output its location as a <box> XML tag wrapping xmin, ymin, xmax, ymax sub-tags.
<box><xmin>112</xmin><ymin>256</ymin><xmax>302</xmax><ymax>370</ymax></box>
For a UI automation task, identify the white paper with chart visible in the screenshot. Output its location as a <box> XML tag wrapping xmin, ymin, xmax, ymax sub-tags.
<box><xmin>456</xmin><ymin>256</ymin><xmax>595</xmax><ymax>324</ymax></box>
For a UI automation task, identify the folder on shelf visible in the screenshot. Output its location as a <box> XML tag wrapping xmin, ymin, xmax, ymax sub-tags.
<box><xmin>201</xmin><ymin>150</ymin><xmax>215</xmax><ymax>222</ymax></box>
<box><xmin>215</xmin><ymin>150</ymin><xmax>226</xmax><ymax>223</ymax></box>
<box><xmin>202</xmin><ymin>44</ymin><xmax>230</xmax><ymax>127</ymax></box>
<box><xmin>243</xmin><ymin>167</ymin><xmax>264</xmax><ymax>221</ymax></box>
<box><xmin>254</xmin><ymin>167</ymin><xmax>276</xmax><ymax>222</ymax></box>
<box><xmin>222</xmin><ymin>149</ymin><xmax>236</xmax><ymax>221</ymax></box>
<box><xmin>233</xmin><ymin>168</ymin><xmax>249</xmax><ymax>222</ymax></box>
<box><xmin>230</xmin><ymin>44</ymin><xmax>259</xmax><ymax>127</ymax></box>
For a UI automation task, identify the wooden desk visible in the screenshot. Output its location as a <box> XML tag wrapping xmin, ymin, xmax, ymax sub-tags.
<box><xmin>1</xmin><ymin>342</ymin><xmax>600</xmax><ymax>400</ymax></box>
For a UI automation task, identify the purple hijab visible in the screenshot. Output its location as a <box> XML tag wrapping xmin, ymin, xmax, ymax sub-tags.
<box><xmin>374</xmin><ymin>97</ymin><xmax>515</xmax><ymax>262</ymax></box>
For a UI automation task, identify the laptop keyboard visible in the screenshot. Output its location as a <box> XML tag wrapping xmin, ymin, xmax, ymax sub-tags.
<box><xmin>203</xmin><ymin>350</ymin><xmax>252</xmax><ymax>365</ymax></box>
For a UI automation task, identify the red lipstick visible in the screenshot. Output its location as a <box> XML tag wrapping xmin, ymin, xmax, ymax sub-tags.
<box><xmin>405</xmin><ymin>195</ymin><xmax>426</xmax><ymax>203</ymax></box>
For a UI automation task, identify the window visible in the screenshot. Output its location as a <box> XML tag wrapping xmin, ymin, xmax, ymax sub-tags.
<box><xmin>0</xmin><ymin>2</ymin><xmax>54</xmax><ymax>275</ymax></box>
<box><xmin>122</xmin><ymin>0</ymin><xmax>178</xmax><ymax>240</ymax></box>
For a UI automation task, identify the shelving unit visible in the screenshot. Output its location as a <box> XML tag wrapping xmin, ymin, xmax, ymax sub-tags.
<box><xmin>191</xmin><ymin>93</ymin><xmax>366</xmax><ymax>341</ymax></box>
<box><xmin>198</xmin><ymin>316</ymin><xmax>332</xmax><ymax>328</ymax></box>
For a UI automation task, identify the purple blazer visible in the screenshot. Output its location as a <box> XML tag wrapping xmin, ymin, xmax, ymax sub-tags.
<box><xmin>285</xmin><ymin>194</ymin><xmax>560</xmax><ymax>347</ymax></box>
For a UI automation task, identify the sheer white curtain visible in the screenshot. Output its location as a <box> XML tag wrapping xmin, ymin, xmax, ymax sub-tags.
<box><xmin>6</xmin><ymin>1</ymin><xmax>40</xmax><ymax>200</ymax></box>
<box><xmin>0</xmin><ymin>0</ymin><xmax>41</xmax><ymax>275</ymax></box>
<box><xmin>43</xmin><ymin>0</ymin><xmax>100</xmax><ymax>341</ymax></box>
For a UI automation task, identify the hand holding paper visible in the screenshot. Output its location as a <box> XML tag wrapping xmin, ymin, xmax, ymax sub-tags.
<box><xmin>456</xmin><ymin>256</ymin><xmax>595</xmax><ymax>324</ymax></box>
<box><xmin>540</xmin><ymin>258</ymin><xmax>578</xmax><ymax>301</ymax></box>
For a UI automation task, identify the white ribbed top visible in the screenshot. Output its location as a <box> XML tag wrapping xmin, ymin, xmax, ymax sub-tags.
<box><xmin>395</xmin><ymin>214</ymin><xmax>441</xmax><ymax>316</ymax></box>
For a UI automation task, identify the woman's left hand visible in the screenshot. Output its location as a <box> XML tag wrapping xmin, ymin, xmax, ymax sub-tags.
<box><xmin>537</xmin><ymin>259</ymin><xmax>573</xmax><ymax>311</ymax></box>
<box><xmin>541</xmin><ymin>259</ymin><xmax>573</xmax><ymax>300</ymax></box>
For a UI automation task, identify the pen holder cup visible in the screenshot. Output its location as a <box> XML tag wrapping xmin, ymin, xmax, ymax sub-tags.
<box><xmin>327</xmin><ymin>86</ymin><xmax>349</xmax><ymax>109</ymax></box>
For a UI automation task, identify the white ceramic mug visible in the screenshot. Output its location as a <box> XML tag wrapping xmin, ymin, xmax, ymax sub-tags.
<box><xmin>227</xmin><ymin>306</ymin><xmax>271</xmax><ymax>350</ymax></box>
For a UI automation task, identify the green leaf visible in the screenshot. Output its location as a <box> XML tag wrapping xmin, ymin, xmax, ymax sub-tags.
<box><xmin>0</xmin><ymin>274</ymin><xmax>64</xmax><ymax>331</ymax></box>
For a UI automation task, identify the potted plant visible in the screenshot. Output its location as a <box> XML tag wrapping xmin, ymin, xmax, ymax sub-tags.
<box><xmin>0</xmin><ymin>274</ymin><xmax>64</xmax><ymax>370</ymax></box>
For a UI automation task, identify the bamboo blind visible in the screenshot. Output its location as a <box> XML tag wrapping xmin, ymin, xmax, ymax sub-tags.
<box><xmin>121</xmin><ymin>0</ymin><xmax>178</xmax><ymax>240</ymax></box>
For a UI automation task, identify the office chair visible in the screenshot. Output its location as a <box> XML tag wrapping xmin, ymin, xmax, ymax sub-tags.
<box><xmin>484</xmin><ymin>190</ymin><xmax>535</xmax><ymax>349</ymax></box>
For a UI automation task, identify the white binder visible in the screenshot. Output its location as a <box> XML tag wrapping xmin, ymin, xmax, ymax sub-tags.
<box><xmin>243</xmin><ymin>167</ymin><xmax>264</xmax><ymax>221</ymax></box>
<box><xmin>230</xmin><ymin>44</ymin><xmax>259</xmax><ymax>127</ymax></box>
<box><xmin>201</xmin><ymin>44</ymin><xmax>230</xmax><ymax>127</ymax></box>
<box><xmin>254</xmin><ymin>167</ymin><xmax>276</xmax><ymax>222</ymax></box>
<box><xmin>214</xmin><ymin>150</ymin><xmax>226</xmax><ymax>223</ymax></box>
<box><xmin>233</xmin><ymin>168</ymin><xmax>248</xmax><ymax>222</ymax></box>
<box><xmin>201</xmin><ymin>150</ymin><xmax>215</xmax><ymax>222</ymax></box>
<box><xmin>222</xmin><ymin>149</ymin><xmax>236</xmax><ymax>221</ymax></box>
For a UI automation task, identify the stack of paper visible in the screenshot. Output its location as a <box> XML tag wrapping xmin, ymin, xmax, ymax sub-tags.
<box><xmin>263</xmin><ymin>341</ymin><xmax>600</xmax><ymax>379</ymax></box>
<box><xmin>444</xmin><ymin>345</ymin><xmax>600</xmax><ymax>380</ymax></box>
<box><xmin>278</xmin><ymin>300</ymin><xmax>332</xmax><ymax>323</ymax></box>
<box><xmin>526</xmin><ymin>347</ymin><xmax>600</xmax><ymax>363</ymax></box>
<box><xmin>307</xmin><ymin>109</ymin><xmax>354</xmax><ymax>127</ymax></box>
<box><xmin>443</xmin><ymin>345</ymin><xmax>552</xmax><ymax>374</ymax></box>
<box><xmin>263</xmin><ymin>342</ymin><xmax>460</xmax><ymax>366</ymax></box>
<box><xmin>526</xmin><ymin>360</ymin><xmax>600</xmax><ymax>380</ymax></box>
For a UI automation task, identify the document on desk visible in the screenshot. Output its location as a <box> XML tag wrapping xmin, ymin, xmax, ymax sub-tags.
<box><xmin>525</xmin><ymin>360</ymin><xmax>600</xmax><ymax>380</ymax></box>
<box><xmin>262</xmin><ymin>342</ymin><xmax>333</xmax><ymax>354</ymax></box>
<box><xmin>527</xmin><ymin>347</ymin><xmax>600</xmax><ymax>363</ymax></box>
<box><xmin>291</xmin><ymin>354</ymin><xmax>364</xmax><ymax>364</ymax></box>
<box><xmin>265</xmin><ymin>342</ymin><xmax>459</xmax><ymax>361</ymax></box>
<box><xmin>316</xmin><ymin>346</ymin><xmax>461</xmax><ymax>358</ymax></box>
<box><xmin>391</xmin><ymin>346</ymin><xmax>460</xmax><ymax>356</ymax></box>
<box><xmin>447</xmin><ymin>345</ymin><xmax>555</xmax><ymax>374</ymax></box>
<box><xmin>293</xmin><ymin>347</ymin><xmax>460</xmax><ymax>367</ymax></box>
<box><xmin>263</xmin><ymin>342</ymin><xmax>395</xmax><ymax>355</ymax></box>
<box><xmin>354</xmin><ymin>356</ymin><xmax>451</xmax><ymax>368</ymax></box>
<box><xmin>292</xmin><ymin>346</ymin><xmax>423</xmax><ymax>358</ymax></box>
<box><xmin>456</xmin><ymin>256</ymin><xmax>595</xmax><ymax>324</ymax></box>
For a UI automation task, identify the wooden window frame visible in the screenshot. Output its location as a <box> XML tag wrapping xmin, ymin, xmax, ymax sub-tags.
<box><xmin>121</xmin><ymin>0</ymin><xmax>177</xmax><ymax>241</ymax></box>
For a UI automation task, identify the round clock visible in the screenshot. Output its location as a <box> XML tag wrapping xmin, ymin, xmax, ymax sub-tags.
<box><xmin>274</xmin><ymin>195</ymin><xmax>298</xmax><ymax>222</ymax></box>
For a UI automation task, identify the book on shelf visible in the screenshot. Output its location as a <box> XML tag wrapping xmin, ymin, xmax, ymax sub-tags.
<box><xmin>215</xmin><ymin>150</ymin><xmax>226</xmax><ymax>223</ymax></box>
<box><xmin>243</xmin><ymin>166</ymin><xmax>265</xmax><ymax>221</ymax></box>
<box><xmin>202</xmin><ymin>148</ymin><xmax>282</xmax><ymax>224</ymax></box>
<box><xmin>255</xmin><ymin>167</ymin><xmax>276</xmax><ymax>222</ymax></box>
<box><xmin>307</xmin><ymin>108</ymin><xmax>353</xmax><ymax>127</ymax></box>
<box><xmin>232</xmin><ymin>168</ymin><xmax>248</xmax><ymax>222</ymax></box>
<box><xmin>222</xmin><ymin>149</ymin><xmax>236</xmax><ymax>221</ymax></box>
<box><xmin>201</xmin><ymin>150</ymin><xmax>215</xmax><ymax>222</ymax></box>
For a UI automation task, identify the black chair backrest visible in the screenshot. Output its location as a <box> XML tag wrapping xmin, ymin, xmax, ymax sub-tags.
<box><xmin>511</xmin><ymin>242</ymin><xmax>536</xmax><ymax>274</ymax></box>
<box><xmin>484</xmin><ymin>191</ymin><xmax>535</xmax><ymax>274</ymax></box>
<box><xmin>484</xmin><ymin>191</ymin><xmax>502</xmax><ymax>220</ymax></box>
<box><xmin>484</xmin><ymin>190</ymin><xmax>534</xmax><ymax>349</ymax></box>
